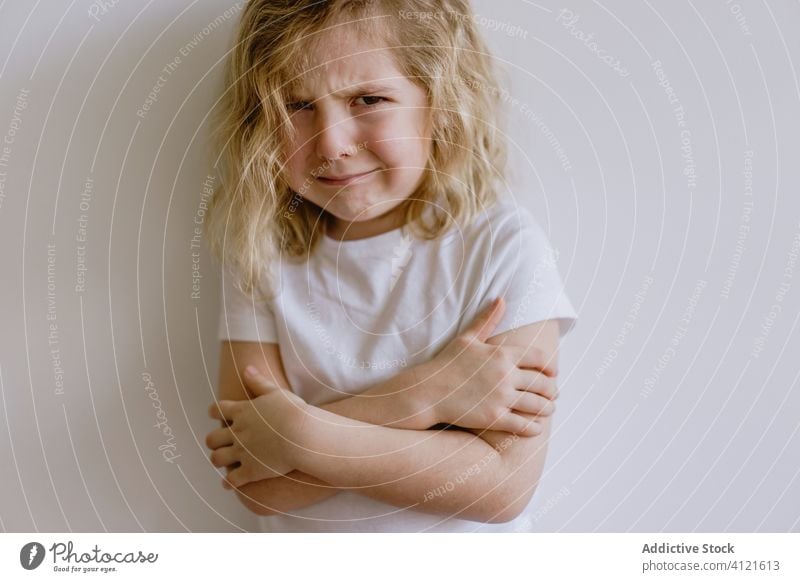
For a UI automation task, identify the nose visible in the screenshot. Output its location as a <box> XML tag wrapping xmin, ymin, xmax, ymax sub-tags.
<box><xmin>313</xmin><ymin>108</ymin><xmax>360</xmax><ymax>162</ymax></box>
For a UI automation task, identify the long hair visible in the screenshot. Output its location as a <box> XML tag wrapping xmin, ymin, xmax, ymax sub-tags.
<box><xmin>206</xmin><ymin>0</ymin><xmax>508</xmax><ymax>301</ymax></box>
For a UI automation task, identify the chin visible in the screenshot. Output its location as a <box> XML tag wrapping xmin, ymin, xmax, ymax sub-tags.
<box><xmin>327</xmin><ymin>208</ymin><xmax>378</xmax><ymax>225</ymax></box>
<box><xmin>327</xmin><ymin>197</ymin><xmax>392</xmax><ymax>219</ymax></box>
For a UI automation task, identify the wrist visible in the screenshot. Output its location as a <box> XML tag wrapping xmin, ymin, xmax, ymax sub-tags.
<box><xmin>409</xmin><ymin>362</ymin><xmax>443</xmax><ymax>428</ymax></box>
<box><xmin>289</xmin><ymin>403</ymin><xmax>326</xmax><ymax>474</ymax></box>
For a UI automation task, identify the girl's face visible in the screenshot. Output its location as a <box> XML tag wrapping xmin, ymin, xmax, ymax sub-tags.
<box><xmin>281</xmin><ymin>31</ymin><xmax>432</xmax><ymax>241</ymax></box>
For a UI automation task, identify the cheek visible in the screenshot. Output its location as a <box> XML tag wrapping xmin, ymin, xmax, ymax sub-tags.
<box><xmin>401</xmin><ymin>111</ymin><xmax>431</xmax><ymax>161</ymax></box>
<box><xmin>371</xmin><ymin>115</ymin><xmax>431</xmax><ymax>165</ymax></box>
<box><xmin>282</xmin><ymin>141</ymin><xmax>311</xmax><ymax>184</ymax></box>
<box><xmin>383</xmin><ymin>143</ymin><xmax>429</xmax><ymax>171</ymax></box>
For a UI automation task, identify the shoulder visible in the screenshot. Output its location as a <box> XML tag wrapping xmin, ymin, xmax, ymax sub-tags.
<box><xmin>422</xmin><ymin>198</ymin><xmax>558</xmax><ymax>279</ymax></box>
<box><xmin>457</xmin><ymin>199</ymin><xmax>554</xmax><ymax>265</ymax></box>
<box><xmin>465</xmin><ymin>199</ymin><xmax>577</xmax><ymax>338</ymax></box>
<box><xmin>463</xmin><ymin>198</ymin><xmax>542</xmax><ymax>239</ymax></box>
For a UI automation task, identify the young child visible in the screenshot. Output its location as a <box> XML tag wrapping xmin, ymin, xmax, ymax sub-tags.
<box><xmin>205</xmin><ymin>0</ymin><xmax>578</xmax><ymax>532</ymax></box>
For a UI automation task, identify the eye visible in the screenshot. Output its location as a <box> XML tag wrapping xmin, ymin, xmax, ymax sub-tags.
<box><xmin>354</xmin><ymin>95</ymin><xmax>386</xmax><ymax>107</ymax></box>
<box><xmin>286</xmin><ymin>101</ymin><xmax>312</xmax><ymax>111</ymax></box>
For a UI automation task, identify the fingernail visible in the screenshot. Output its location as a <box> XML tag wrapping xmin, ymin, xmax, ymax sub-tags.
<box><xmin>245</xmin><ymin>365</ymin><xmax>258</xmax><ymax>376</ymax></box>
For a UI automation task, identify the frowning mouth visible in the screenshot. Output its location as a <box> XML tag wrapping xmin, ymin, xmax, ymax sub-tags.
<box><xmin>316</xmin><ymin>169</ymin><xmax>378</xmax><ymax>186</ymax></box>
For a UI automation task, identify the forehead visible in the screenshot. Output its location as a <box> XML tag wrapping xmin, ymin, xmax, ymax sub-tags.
<box><xmin>286</xmin><ymin>26</ymin><xmax>410</xmax><ymax>96</ymax></box>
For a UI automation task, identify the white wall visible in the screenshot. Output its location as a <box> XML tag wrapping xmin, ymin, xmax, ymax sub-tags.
<box><xmin>0</xmin><ymin>0</ymin><xmax>798</xmax><ymax>532</ymax></box>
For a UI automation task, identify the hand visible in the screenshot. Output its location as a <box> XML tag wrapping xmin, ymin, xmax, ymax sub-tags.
<box><xmin>206</xmin><ymin>366</ymin><xmax>310</xmax><ymax>489</ymax></box>
<box><xmin>416</xmin><ymin>297</ymin><xmax>558</xmax><ymax>437</ymax></box>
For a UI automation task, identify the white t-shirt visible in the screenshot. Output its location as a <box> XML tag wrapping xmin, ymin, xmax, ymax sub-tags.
<box><xmin>217</xmin><ymin>199</ymin><xmax>578</xmax><ymax>532</ymax></box>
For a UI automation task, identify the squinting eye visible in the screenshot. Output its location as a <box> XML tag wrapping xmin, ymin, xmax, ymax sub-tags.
<box><xmin>286</xmin><ymin>101</ymin><xmax>312</xmax><ymax>111</ymax></box>
<box><xmin>355</xmin><ymin>96</ymin><xmax>386</xmax><ymax>107</ymax></box>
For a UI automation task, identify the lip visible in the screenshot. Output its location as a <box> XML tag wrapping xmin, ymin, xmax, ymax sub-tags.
<box><xmin>316</xmin><ymin>169</ymin><xmax>378</xmax><ymax>186</ymax></box>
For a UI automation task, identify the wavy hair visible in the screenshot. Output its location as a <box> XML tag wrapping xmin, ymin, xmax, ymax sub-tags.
<box><xmin>206</xmin><ymin>0</ymin><xmax>509</xmax><ymax>301</ymax></box>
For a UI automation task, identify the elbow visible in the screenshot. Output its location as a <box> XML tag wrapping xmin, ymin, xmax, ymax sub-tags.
<box><xmin>482</xmin><ymin>505</ymin><xmax>523</xmax><ymax>525</ymax></box>
<box><xmin>482</xmin><ymin>484</ymin><xmax>538</xmax><ymax>524</ymax></box>
<box><xmin>234</xmin><ymin>485</ymin><xmax>279</xmax><ymax>517</ymax></box>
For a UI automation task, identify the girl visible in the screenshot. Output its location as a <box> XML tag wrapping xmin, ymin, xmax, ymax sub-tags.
<box><xmin>205</xmin><ymin>0</ymin><xmax>577</xmax><ymax>532</ymax></box>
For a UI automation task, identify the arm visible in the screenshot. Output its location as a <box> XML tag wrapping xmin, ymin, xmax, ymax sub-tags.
<box><xmin>215</xmin><ymin>341</ymin><xmax>437</xmax><ymax>517</ymax></box>
<box><xmin>216</xmin><ymin>304</ymin><xmax>558</xmax><ymax>517</ymax></box>
<box><xmin>215</xmin><ymin>341</ymin><xmax>337</xmax><ymax>516</ymax></box>
<box><xmin>271</xmin><ymin>320</ymin><xmax>561</xmax><ymax>523</ymax></box>
<box><xmin>302</xmin><ymin>298</ymin><xmax>557</xmax><ymax>429</ymax></box>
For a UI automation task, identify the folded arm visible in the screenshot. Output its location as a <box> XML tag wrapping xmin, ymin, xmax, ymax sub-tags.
<box><xmin>288</xmin><ymin>320</ymin><xmax>559</xmax><ymax>523</ymax></box>
<box><xmin>291</xmin><ymin>403</ymin><xmax>550</xmax><ymax>523</ymax></box>
<box><xmin>215</xmin><ymin>340</ymin><xmax>439</xmax><ymax>517</ymax></box>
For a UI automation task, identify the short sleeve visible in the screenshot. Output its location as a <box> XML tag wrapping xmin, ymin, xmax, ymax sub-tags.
<box><xmin>217</xmin><ymin>267</ymin><xmax>279</xmax><ymax>343</ymax></box>
<box><xmin>480</xmin><ymin>207</ymin><xmax>578</xmax><ymax>338</ymax></box>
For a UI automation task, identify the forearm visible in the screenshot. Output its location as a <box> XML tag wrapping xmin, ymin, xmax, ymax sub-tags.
<box><xmin>293</xmin><ymin>405</ymin><xmax>518</xmax><ymax>523</ymax></box>
<box><xmin>232</xmin><ymin>469</ymin><xmax>336</xmax><ymax>517</ymax></box>
<box><xmin>232</xmin><ymin>364</ymin><xmax>438</xmax><ymax>515</ymax></box>
<box><xmin>221</xmin><ymin>406</ymin><xmax>338</xmax><ymax>516</ymax></box>
<box><xmin>318</xmin><ymin>364</ymin><xmax>436</xmax><ymax>429</ymax></box>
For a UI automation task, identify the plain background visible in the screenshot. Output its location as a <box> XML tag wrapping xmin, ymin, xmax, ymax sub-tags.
<box><xmin>0</xmin><ymin>0</ymin><xmax>798</xmax><ymax>532</ymax></box>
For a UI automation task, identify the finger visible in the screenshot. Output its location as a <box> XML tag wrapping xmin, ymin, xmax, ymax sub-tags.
<box><xmin>513</xmin><ymin>345</ymin><xmax>558</xmax><ymax>378</ymax></box>
<box><xmin>225</xmin><ymin>466</ymin><xmax>253</xmax><ymax>489</ymax></box>
<box><xmin>243</xmin><ymin>366</ymin><xmax>281</xmax><ymax>396</ymax></box>
<box><xmin>210</xmin><ymin>446</ymin><xmax>238</xmax><ymax>468</ymax></box>
<box><xmin>208</xmin><ymin>402</ymin><xmax>222</xmax><ymax>420</ymax></box>
<box><xmin>515</xmin><ymin>369</ymin><xmax>558</xmax><ymax>400</ymax></box>
<box><xmin>209</xmin><ymin>403</ymin><xmax>232</xmax><ymax>428</ymax></box>
<box><xmin>221</xmin><ymin>467</ymin><xmax>240</xmax><ymax>489</ymax></box>
<box><xmin>208</xmin><ymin>400</ymin><xmax>238</xmax><ymax>423</ymax></box>
<box><xmin>463</xmin><ymin>297</ymin><xmax>506</xmax><ymax>343</ymax></box>
<box><xmin>218</xmin><ymin>400</ymin><xmax>239</xmax><ymax>423</ymax></box>
<box><xmin>492</xmin><ymin>412</ymin><xmax>542</xmax><ymax>437</ymax></box>
<box><xmin>510</xmin><ymin>391</ymin><xmax>555</xmax><ymax>417</ymax></box>
<box><xmin>205</xmin><ymin>426</ymin><xmax>235</xmax><ymax>450</ymax></box>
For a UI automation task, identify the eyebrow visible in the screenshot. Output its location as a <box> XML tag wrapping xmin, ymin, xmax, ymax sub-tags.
<box><xmin>343</xmin><ymin>83</ymin><xmax>397</xmax><ymax>95</ymax></box>
<box><xmin>287</xmin><ymin>83</ymin><xmax>399</xmax><ymax>100</ymax></box>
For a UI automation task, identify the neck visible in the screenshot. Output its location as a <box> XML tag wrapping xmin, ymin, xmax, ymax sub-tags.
<box><xmin>325</xmin><ymin>205</ymin><xmax>408</xmax><ymax>241</ymax></box>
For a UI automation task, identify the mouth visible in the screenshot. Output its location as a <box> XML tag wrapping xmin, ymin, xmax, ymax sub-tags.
<box><xmin>316</xmin><ymin>169</ymin><xmax>378</xmax><ymax>186</ymax></box>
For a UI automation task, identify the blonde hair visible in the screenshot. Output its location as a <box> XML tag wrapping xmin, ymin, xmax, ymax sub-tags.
<box><xmin>206</xmin><ymin>0</ymin><xmax>508</xmax><ymax>301</ymax></box>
